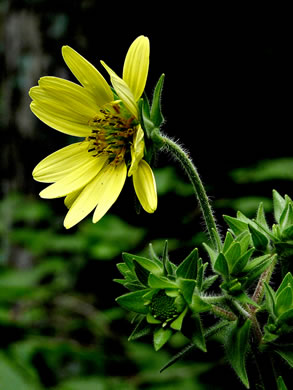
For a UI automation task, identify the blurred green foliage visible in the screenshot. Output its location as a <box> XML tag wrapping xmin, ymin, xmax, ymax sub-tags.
<box><xmin>1</xmin><ymin>156</ymin><xmax>292</xmax><ymax>389</ymax></box>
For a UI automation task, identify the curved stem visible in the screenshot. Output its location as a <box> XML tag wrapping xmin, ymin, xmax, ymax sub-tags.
<box><xmin>155</xmin><ymin>133</ymin><xmax>221</xmax><ymax>250</ymax></box>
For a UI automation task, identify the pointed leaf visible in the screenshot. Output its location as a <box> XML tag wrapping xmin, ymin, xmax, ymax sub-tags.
<box><xmin>190</xmin><ymin>295</ymin><xmax>211</xmax><ymax>313</ymax></box>
<box><xmin>223</xmin><ymin>215</ymin><xmax>248</xmax><ymax>236</ymax></box>
<box><xmin>248</xmin><ymin>223</ymin><xmax>269</xmax><ymax>250</ymax></box>
<box><xmin>214</xmin><ymin>253</ymin><xmax>229</xmax><ymax>276</ymax></box>
<box><xmin>231</xmin><ymin>247</ymin><xmax>255</xmax><ymax>275</ymax></box>
<box><xmin>244</xmin><ymin>255</ymin><xmax>276</xmax><ymax>286</ymax></box>
<box><xmin>202</xmin><ymin>274</ymin><xmax>219</xmax><ymax>291</ymax></box>
<box><xmin>264</xmin><ymin>282</ymin><xmax>277</xmax><ymax>318</ymax></box>
<box><xmin>133</xmin><ymin>260</ymin><xmax>150</xmax><ymax>286</ymax></box>
<box><xmin>162</xmin><ymin>240</ymin><xmax>174</xmax><ymax>276</ymax></box>
<box><xmin>132</xmin><ymin>255</ymin><xmax>163</xmax><ymax>274</ymax></box>
<box><xmin>225</xmin><ymin>319</ymin><xmax>251</xmax><ymax>388</ymax></box>
<box><xmin>273</xmin><ymin>190</ymin><xmax>286</xmax><ymax>223</ymax></box>
<box><xmin>153</xmin><ymin>327</ymin><xmax>172</xmax><ymax>351</ymax></box>
<box><xmin>256</xmin><ymin>202</ymin><xmax>270</xmax><ymax>230</ymax></box>
<box><xmin>276</xmin><ymin>272</ymin><xmax>293</xmax><ymax>297</ymax></box>
<box><xmin>150</xmin><ymin>74</ymin><xmax>165</xmax><ymax>127</ymax></box>
<box><xmin>276</xmin><ymin>286</ymin><xmax>293</xmax><ymax>316</ymax></box>
<box><xmin>276</xmin><ymin>349</ymin><xmax>293</xmax><ymax>368</ymax></box>
<box><xmin>160</xmin><ymin>343</ymin><xmax>195</xmax><ymax>373</ymax></box>
<box><xmin>222</xmin><ymin>231</ymin><xmax>234</xmax><ymax>252</ymax></box>
<box><xmin>190</xmin><ymin>314</ymin><xmax>207</xmax><ymax>352</ymax></box>
<box><xmin>225</xmin><ymin>242</ymin><xmax>241</xmax><ymax>268</ymax></box>
<box><xmin>236</xmin><ymin>230</ymin><xmax>251</xmax><ymax>253</ymax></box>
<box><xmin>176</xmin><ymin>248</ymin><xmax>198</xmax><ymax>279</ymax></box>
<box><xmin>277</xmin><ymin>376</ymin><xmax>288</xmax><ymax>390</ymax></box>
<box><xmin>278</xmin><ymin>308</ymin><xmax>293</xmax><ymax>324</ymax></box>
<box><xmin>170</xmin><ymin>306</ymin><xmax>188</xmax><ymax>331</ymax></box>
<box><xmin>178</xmin><ymin>278</ymin><xmax>196</xmax><ymax>304</ymax></box>
<box><xmin>116</xmin><ymin>290</ymin><xmax>150</xmax><ymax>314</ymax></box>
<box><xmin>128</xmin><ymin>316</ymin><xmax>152</xmax><ymax>341</ymax></box>
<box><xmin>202</xmin><ymin>242</ymin><xmax>218</xmax><ymax>266</ymax></box>
<box><xmin>148</xmin><ymin>273</ymin><xmax>178</xmax><ymax>289</ymax></box>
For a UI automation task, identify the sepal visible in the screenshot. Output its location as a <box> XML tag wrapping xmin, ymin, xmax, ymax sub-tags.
<box><xmin>225</xmin><ymin>319</ymin><xmax>251</xmax><ymax>389</ymax></box>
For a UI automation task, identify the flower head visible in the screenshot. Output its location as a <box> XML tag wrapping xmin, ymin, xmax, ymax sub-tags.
<box><xmin>30</xmin><ymin>36</ymin><xmax>157</xmax><ymax>228</ymax></box>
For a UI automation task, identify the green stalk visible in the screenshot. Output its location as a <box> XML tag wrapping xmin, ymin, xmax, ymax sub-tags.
<box><xmin>154</xmin><ymin>132</ymin><xmax>221</xmax><ymax>250</ymax></box>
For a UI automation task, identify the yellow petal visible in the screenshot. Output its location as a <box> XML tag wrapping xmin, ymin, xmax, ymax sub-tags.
<box><xmin>128</xmin><ymin>125</ymin><xmax>145</xmax><ymax>176</ymax></box>
<box><xmin>133</xmin><ymin>160</ymin><xmax>157</xmax><ymax>213</ymax></box>
<box><xmin>64</xmin><ymin>161</ymin><xmax>127</xmax><ymax>229</ymax></box>
<box><xmin>33</xmin><ymin>142</ymin><xmax>91</xmax><ymax>183</ymax></box>
<box><xmin>62</xmin><ymin>46</ymin><xmax>113</xmax><ymax>106</ymax></box>
<box><xmin>64</xmin><ymin>189</ymin><xmax>82</xmax><ymax>209</ymax></box>
<box><xmin>101</xmin><ymin>61</ymin><xmax>138</xmax><ymax>118</ymax></box>
<box><xmin>123</xmin><ymin>36</ymin><xmax>150</xmax><ymax>101</ymax></box>
<box><xmin>30</xmin><ymin>100</ymin><xmax>92</xmax><ymax>137</ymax></box>
<box><xmin>93</xmin><ymin>161</ymin><xmax>127</xmax><ymax>223</ymax></box>
<box><xmin>39</xmin><ymin>154</ymin><xmax>108</xmax><ymax>199</ymax></box>
<box><xmin>38</xmin><ymin>76</ymin><xmax>100</xmax><ymax>113</ymax></box>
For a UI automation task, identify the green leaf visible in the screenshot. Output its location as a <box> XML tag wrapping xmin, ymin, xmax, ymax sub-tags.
<box><xmin>161</xmin><ymin>240</ymin><xmax>175</xmax><ymax>276</ymax></box>
<box><xmin>190</xmin><ymin>314</ymin><xmax>207</xmax><ymax>352</ymax></box>
<box><xmin>148</xmin><ymin>273</ymin><xmax>178</xmax><ymax>289</ymax></box>
<box><xmin>131</xmin><ymin>254</ymin><xmax>162</xmax><ymax>274</ymax></box>
<box><xmin>225</xmin><ymin>319</ymin><xmax>251</xmax><ymax>389</ymax></box>
<box><xmin>244</xmin><ymin>255</ymin><xmax>276</xmax><ymax>286</ymax></box>
<box><xmin>133</xmin><ymin>261</ymin><xmax>150</xmax><ymax>286</ymax></box>
<box><xmin>264</xmin><ymin>282</ymin><xmax>277</xmax><ymax>318</ymax></box>
<box><xmin>244</xmin><ymin>253</ymin><xmax>274</xmax><ymax>272</ymax></box>
<box><xmin>278</xmin><ymin>308</ymin><xmax>293</xmax><ymax>324</ymax></box>
<box><xmin>202</xmin><ymin>242</ymin><xmax>218</xmax><ymax>266</ymax></box>
<box><xmin>176</xmin><ymin>248</ymin><xmax>198</xmax><ymax>279</ymax></box>
<box><xmin>222</xmin><ymin>231</ymin><xmax>234</xmax><ymax>252</ymax></box>
<box><xmin>190</xmin><ymin>295</ymin><xmax>211</xmax><ymax>313</ymax></box>
<box><xmin>276</xmin><ymin>272</ymin><xmax>293</xmax><ymax>297</ymax></box>
<box><xmin>273</xmin><ymin>190</ymin><xmax>286</xmax><ymax>223</ymax></box>
<box><xmin>225</xmin><ymin>242</ymin><xmax>241</xmax><ymax>268</ymax></box>
<box><xmin>279</xmin><ymin>198</ymin><xmax>293</xmax><ymax>231</ymax></box>
<box><xmin>248</xmin><ymin>223</ymin><xmax>269</xmax><ymax>250</ymax></box>
<box><xmin>170</xmin><ymin>306</ymin><xmax>188</xmax><ymax>331</ymax></box>
<box><xmin>214</xmin><ymin>253</ymin><xmax>229</xmax><ymax>276</ymax></box>
<box><xmin>128</xmin><ymin>316</ymin><xmax>152</xmax><ymax>341</ymax></box>
<box><xmin>181</xmin><ymin>313</ymin><xmax>207</xmax><ymax>352</ymax></box>
<box><xmin>196</xmin><ymin>260</ymin><xmax>208</xmax><ymax>292</ymax></box>
<box><xmin>231</xmin><ymin>248</ymin><xmax>255</xmax><ymax>275</ymax></box>
<box><xmin>150</xmin><ymin>74</ymin><xmax>165</xmax><ymax>127</ymax></box>
<box><xmin>235</xmin><ymin>230</ymin><xmax>251</xmax><ymax>253</ymax></box>
<box><xmin>153</xmin><ymin>327</ymin><xmax>172</xmax><ymax>351</ymax></box>
<box><xmin>116</xmin><ymin>290</ymin><xmax>150</xmax><ymax>314</ymax></box>
<box><xmin>223</xmin><ymin>215</ymin><xmax>248</xmax><ymax>236</ymax></box>
<box><xmin>277</xmin><ymin>376</ymin><xmax>288</xmax><ymax>390</ymax></box>
<box><xmin>276</xmin><ymin>286</ymin><xmax>293</xmax><ymax>316</ymax></box>
<box><xmin>178</xmin><ymin>279</ymin><xmax>196</xmax><ymax>304</ymax></box>
<box><xmin>282</xmin><ymin>225</ymin><xmax>293</xmax><ymax>240</ymax></box>
<box><xmin>0</xmin><ymin>352</ymin><xmax>37</xmax><ymax>390</ymax></box>
<box><xmin>202</xmin><ymin>274</ymin><xmax>218</xmax><ymax>291</ymax></box>
<box><xmin>256</xmin><ymin>202</ymin><xmax>270</xmax><ymax>230</ymax></box>
<box><xmin>159</xmin><ymin>343</ymin><xmax>195</xmax><ymax>373</ymax></box>
<box><xmin>276</xmin><ymin>348</ymin><xmax>293</xmax><ymax>368</ymax></box>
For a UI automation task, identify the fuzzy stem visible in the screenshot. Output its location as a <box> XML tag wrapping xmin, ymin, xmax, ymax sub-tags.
<box><xmin>251</xmin><ymin>255</ymin><xmax>277</xmax><ymax>310</ymax></box>
<box><xmin>211</xmin><ymin>305</ymin><xmax>237</xmax><ymax>321</ymax></box>
<box><xmin>154</xmin><ymin>133</ymin><xmax>221</xmax><ymax>250</ymax></box>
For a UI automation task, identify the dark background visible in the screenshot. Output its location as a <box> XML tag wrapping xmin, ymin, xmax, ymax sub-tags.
<box><xmin>1</xmin><ymin>2</ymin><xmax>288</xmax><ymax>390</ymax></box>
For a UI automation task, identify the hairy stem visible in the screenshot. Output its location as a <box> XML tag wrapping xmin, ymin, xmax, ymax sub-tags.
<box><xmin>155</xmin><ymin>133</ymin><xmax>221</xmax><ymax>250</ymax></box>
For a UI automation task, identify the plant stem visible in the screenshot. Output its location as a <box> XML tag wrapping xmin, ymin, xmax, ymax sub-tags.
<box><xmin>155</xmin><ymin>133</ymin><xmax>221</xmax><ymax>250</ymax></box>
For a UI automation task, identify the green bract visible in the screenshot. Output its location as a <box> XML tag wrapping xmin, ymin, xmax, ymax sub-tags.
<box><xmin>115</xmin><ymin>243</ymin><xmax>216</xmax><ymax>351</ymax></box>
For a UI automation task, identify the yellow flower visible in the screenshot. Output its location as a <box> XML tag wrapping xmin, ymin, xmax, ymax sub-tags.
<box><xmin>30</xmin><ymin>36</ymin><xmax>157</xmax><ymax>229</ymax></box>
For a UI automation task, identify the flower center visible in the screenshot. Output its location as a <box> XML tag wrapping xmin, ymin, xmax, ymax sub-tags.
<box><xmin>150</xmin><ymin>290</ymin><xmax>179</xmax><ymax>323</ymax></box>
<box><xmin>87</xmin><ymin>103</ymin><xmax>137</xmax><ymax>165</ymax></box>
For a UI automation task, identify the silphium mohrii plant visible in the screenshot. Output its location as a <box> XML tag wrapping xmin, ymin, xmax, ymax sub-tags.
<box><xmin>30</xmin><ymin>36</ymin><xmax>292</xmax><ymax>390</ymax></box>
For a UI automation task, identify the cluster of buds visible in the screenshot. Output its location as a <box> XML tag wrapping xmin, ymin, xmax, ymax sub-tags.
<box><xmin>115</xmin><ymin>243</ymin><xmax>216</xmax><ymax>351</ymax></box>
